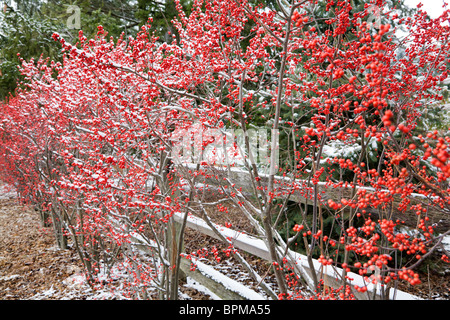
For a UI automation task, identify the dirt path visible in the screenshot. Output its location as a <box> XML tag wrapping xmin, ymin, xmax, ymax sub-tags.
<box><xmin>0</xmin><ymin>196</ymin><xmax>91</xmax><ymax>299</ymax></box>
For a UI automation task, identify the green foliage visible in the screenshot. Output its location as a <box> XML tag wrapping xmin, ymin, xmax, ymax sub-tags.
<box><xmin>40</xmin><ymin>0</ymin><xmax>140</xmax><ymax>40</ymax></box>
<box><xmin>0</xmin><ymin>3</ymin><xmax>62</xmax><ymax>100</ymax></box>
<box><xmin>0</xmin><ymin>0</ymin><xmax>143</xmax><ymax>101</ymax></box>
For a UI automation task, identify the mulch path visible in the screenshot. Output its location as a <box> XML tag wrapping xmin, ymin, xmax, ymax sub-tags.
<box><xmin>0</xmin><ymin>198</ymin><xmax>87</xmax><ymax>299</ymax></box>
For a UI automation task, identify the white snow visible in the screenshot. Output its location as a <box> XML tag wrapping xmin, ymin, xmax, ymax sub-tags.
<box><xmin>183</xmin><ymin>277</ymin><xmax>221</xmax><ymax>300</ymax></box>
<box><xmin>0</xmin><ymin>274</ymin><xmax>22</xmax><ymax>281</ymax></box>
<box><xmin>188</xmin><ymin>257</ymin><xmax>266</xmax><ymax>300</ymax></box>
<box><xmin>442</xmin><ymin>235</ymin><xmax>450</xmax><ymax>252</ymax></box>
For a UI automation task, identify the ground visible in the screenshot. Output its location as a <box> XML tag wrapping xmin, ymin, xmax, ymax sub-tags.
<box><xmin>0</xmin><ymin>186</ymin><xmax>449</xmax><ymax>300</ymax></box>
<box><xmin>0</xmin><ymin>197</ymin><xmax>91</xmax><ymax>299</ymax></box>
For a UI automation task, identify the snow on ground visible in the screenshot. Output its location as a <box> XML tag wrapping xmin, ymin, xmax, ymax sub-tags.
<box><xmin>183</xmin><ymin>277</ymin><xmax>221</xmax><ymax>300</ymax></box>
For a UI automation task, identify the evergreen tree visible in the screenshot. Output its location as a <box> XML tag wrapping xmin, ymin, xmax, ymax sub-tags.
<box><xmin>0</xmin><ymin>0</ymin><xmax>142</xmax><ymax>101</ymax></box>
<box><xmin>0</xmin><ymin>1</ymin><xmax>61</xmax><ymax>100</ymax></box>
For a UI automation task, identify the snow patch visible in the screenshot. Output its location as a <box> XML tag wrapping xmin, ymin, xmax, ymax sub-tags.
<box><xmin>184</xmin><ymin>277</ymin><xmax>221</xmax><ymax>300</ymax></box>
<box><xmin>0</xmin><ymin>274</ymin><xmax>22</xmax><ymax>281</ymax></box>
<box><xmin>188</xmin><ymin>257</ymin><xmax>266</xmax><ymax>300</ymax></box>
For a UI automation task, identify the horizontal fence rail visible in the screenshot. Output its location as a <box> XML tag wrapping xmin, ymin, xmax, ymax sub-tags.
<box><xmin>166</xmin><ymin>207</ymin><xmax>421</xmax><ymax>300</ymax></box>
<box><xmin>187</xmin><ymin>164</ymin><xmax>449</xmax><ymax>234</ymax></box>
